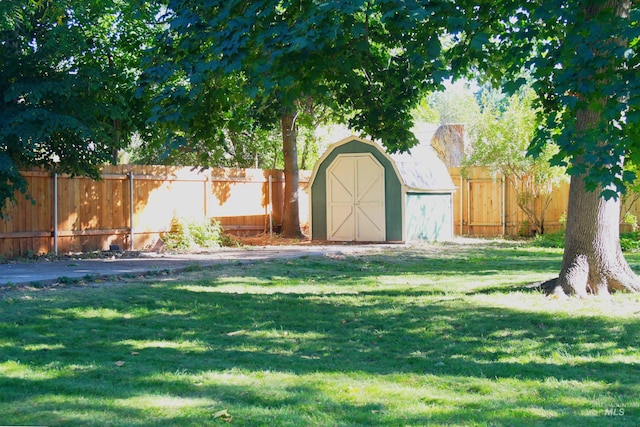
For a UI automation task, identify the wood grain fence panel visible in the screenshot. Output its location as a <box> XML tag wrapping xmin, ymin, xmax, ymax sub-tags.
<box><xmin>134</xmin><ymin>174</ymin><xmax>206</xmax><ymax>227</ymax></box>
<box><xmin>468</xmin><ymin>179</ymin><xmax>503</xmax><ymax>236</ymax></box>
<box><xmin>503</xmin><ymin>178</ymin><xmax>529</xmax><ymax>235</ymax></box>
<box><xmin>2</xmin><ymin>165</ymin><xmax>629</xmax><ymax>257</ymax></box>
<box><xmin>101</xmin><ymin>170</ymin><xmax>129</xmax><ymax>250</ymax></box>
<box><xmin>268</xmin><ymin>170</ymin><xmax>285</xmax><ymax>230</ymax></box>
<box><xmin>133</xmin><ymin>174</ymin><xmax>162</xmax><ymax>249</ymax></box>
<box><xmin>210</xmin><ymin>168</ymin><xmax>270</xmax><ymax>234</ymax></box>
<box><xmin>29</xmin><ymin>173</ymin><xmax>52</xmax><ymax>254</ymax></box>
<box><xmin>58</xmin><ymin>176</ymin><xmax>91</xmax><ymax>252</ymax></box>
<box><xmin>131</xmin><ymin>166</ymin><xmax>209</xmax><ymax>248</ymax></box>
<box><xmin>57</xmin><ymin>175</ymin><xmax>79</xmax><ymax>236</ymax></box>
<box><xmin>544</xmin><ymin>184</ymin><xmax>570</xmax><ymax>234</ymax></box>
<box><xmin>449</xmin><ymin>167</ymin><xmax>572</xmax><ymax>237</ymax></box>
<box><xmin>0</xmin><ymin>171</ymin><xmax>52</xmax><ymax>256</ymax></box>
<box><xmin>100</xmin><ymin>176</ymin><xmax>113</xmax><ymax>231</ymax></box>
<box><xmin>33</xmin><ymin>174</ymin><xmax>50</xmax><ymax>229</ymax></box>
<box><xmin>109</xmin><ymin>173</ymin><xmax>128</xmax><ymax>246</ymax></box>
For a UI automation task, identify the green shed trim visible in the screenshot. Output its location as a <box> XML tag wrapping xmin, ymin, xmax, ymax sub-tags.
<box><xmin>307</xmin><ymin>136</ymin><xmax>405</xmax><ymax>241</ymax></box>
<box><xmin>307</xmin><ymin>135</ymin><xmax>456</xmax><ymax>242</ymax></box>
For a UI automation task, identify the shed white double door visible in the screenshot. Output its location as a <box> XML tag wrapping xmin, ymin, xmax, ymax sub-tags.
<box><xmin>326</xmin><ymin>153</ymin><xmax>386</xmax><ymax>241</ymax></box>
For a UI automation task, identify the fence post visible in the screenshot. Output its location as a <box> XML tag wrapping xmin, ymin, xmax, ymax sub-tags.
<box><xmin>459</xmin><ymin>175</ymin><xmax>463</xmax><ymax>235</ymax></box>
<box><xmin>129</xmin><ymin>170</ymin><xmax>134</xmax><ymax>251</ymax></box>
<box><xmin>269</xmin><ymin>174</ymin><xmax>273</xmax><ymax>237</ymax></box>
<box><xmin>466</xmin><ymin>178</ymin><xmax>471</xmax><ymax>235</ymax></box>
<box><xmin>501</xmin><ymin>176</ymin><xmax>506</xmax><ymax>236</ymax></box>
<box><xmin>203</xmin><ymin>175</ymin><xmax>208</xmax><ymax>218</ymax></box>
<box><xmin>53</xmin><ymin>172</ymin><xmax>58</xmax><ymax>255</ymax></box>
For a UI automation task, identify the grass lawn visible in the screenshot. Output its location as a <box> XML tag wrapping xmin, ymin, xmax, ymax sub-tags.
<box><xmin>1</xmin><ymin>241</ymin><xmax>640</xmax><ymax>426</ymax></box>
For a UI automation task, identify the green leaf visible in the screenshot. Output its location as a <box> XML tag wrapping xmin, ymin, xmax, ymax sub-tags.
<box><xmin>470</xmin><ymin>33</ymin><xmax>490</xmax><ymax>51</ymax></box>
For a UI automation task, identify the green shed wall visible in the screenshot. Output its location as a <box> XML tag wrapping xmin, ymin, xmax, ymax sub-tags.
<box><xmin>311</xmin><ymin>140</ymin><xmax>404</xmax><ymax>241</ymax></box>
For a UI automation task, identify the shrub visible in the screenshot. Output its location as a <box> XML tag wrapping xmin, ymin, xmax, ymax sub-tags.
<box><xmin>162</xmin><ymin>217</ymin><xmax>231</xmax><ymax>251</ymax></box>
<box><xmin>529</xmin><ymin>230</ymin><xmax>640</xmax><ymax>252</ymax></box>
<box><xmin>620</xmin><ymin>232</ymin><xmax>640</xmax><ymax>252</ymax></box>
<box><xmin>529</xmin><ymin>230</ymin><xmax>565</xmax><ymax>248</ymax></box>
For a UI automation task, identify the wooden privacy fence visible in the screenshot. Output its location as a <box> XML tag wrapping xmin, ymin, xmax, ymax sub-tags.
<box><xmin>0</xmin><ymin>165</ymin><xmax>311</xmax><ymax>257</ymax></box>
<box><xmin>450</xmin><ymin>167</ymin><xmax>640</xmax><ymax>237</ymax></box>
<box><xmin>448</xmin><ymin>167</ymin><xmax>570</xmax><ymax>237</ymax></box>
<box><xmin>2</xmin><ymin>165</ymin><xmax>639</xmax><ymax>257</ymax></box>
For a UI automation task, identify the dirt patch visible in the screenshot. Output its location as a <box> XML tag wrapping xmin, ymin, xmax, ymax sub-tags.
<box><xmin>230</xmin><ymin>233</ymin><xmax>313</xmax><ymax>247</ymax></box>
<box><xmin>229</xmin><ymin>233</ymin><xmax>372</xmax><ymax>248</ymax></box>
<box><xmin>0</xmin><ymin>249</ymin><xmax>144</xmax><ymax>265</ymax></box>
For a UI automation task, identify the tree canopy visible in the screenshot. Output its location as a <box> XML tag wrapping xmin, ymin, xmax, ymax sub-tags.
<box><xmin>449</xmin><ymin>0</ymin><xmax>639</xmax><ymax>198</ymax></box>
<box><xmin>0</xmin><ymin>0</ymin><xmax>159</xmax><ymax>216</ymax></box>
<box><xmin>148</xmin><ymin>0</ymin><xmax>460</xmax><ymax>152</ymax></box>
<box><xmin>144</xmin><ymin>0</ymin><xmax>638</xmax><ymax>195</ymax></box>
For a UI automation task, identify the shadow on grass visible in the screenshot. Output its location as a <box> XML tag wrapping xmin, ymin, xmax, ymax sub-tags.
<box><xmin>1</xmin><ymin>245</ymin><xmax>638</xmax><ymax>426</ymax></box>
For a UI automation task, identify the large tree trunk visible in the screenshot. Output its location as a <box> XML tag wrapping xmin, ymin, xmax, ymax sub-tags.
<box><xmin>280</xmin><ymin>111</ymin><xmax>303</xmax><ymax>238</ymax></box>
<box><xmin>546</xmin><ymin>114</ymin><xmax>640</xmax><ymax>297</ymax></box>
<box><xmin>553</xmin><ymin>173</ymin><xmax>640</xmax><ymax>297</ymax></box>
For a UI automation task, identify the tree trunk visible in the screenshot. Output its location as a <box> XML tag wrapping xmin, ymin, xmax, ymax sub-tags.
<box><xmin>280</xmin><ymin>111</ymin><xmax>303</xmax><ymax>238</ymax></box>
<box><xmin>546</xmin><ymin>116</ymin><xmax>640</xmax><ymax>297</ymax></box>
<box><xmin>552</xmin><ymin>173</ymin><xmax>640</xmax><ymax>297</ymax></box>
<box><xmin>542</xmin><ymin>0</ymin><xmax>640</xmax><ymax>296</ymax></box>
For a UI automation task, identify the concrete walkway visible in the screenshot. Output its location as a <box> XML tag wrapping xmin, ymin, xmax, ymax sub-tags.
<box><xmin>0</xmin><ymin>245</ymin><xmax>385</xmax><ymax>286</ymax></box>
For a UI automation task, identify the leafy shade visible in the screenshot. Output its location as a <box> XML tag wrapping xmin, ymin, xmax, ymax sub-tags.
<box><xmin>0</xmin><ymin>0</ymin><xmax>158</xmax><ymax>216</ymax></box>
<box><xmin>151</xmin><ymin>0</ymin><xmax>458</xmax><ymax>154</ymax></box>
<box><xmin>451</xmin><ymin>0</ymin><xmax>640</xmax><ymax>197</ymax></box>
<box><xmin>137</xmin><ymin>68</ymin><xmax>284</xmax><ymax>168</ymax></box>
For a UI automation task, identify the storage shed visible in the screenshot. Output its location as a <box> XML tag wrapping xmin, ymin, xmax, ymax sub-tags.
<box><xmin>307</xmin><ymin>135</ymin><xmax>456</xmax><ymax>242</ymax></box>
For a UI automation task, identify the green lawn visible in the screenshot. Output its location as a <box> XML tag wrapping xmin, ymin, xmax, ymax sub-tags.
<box><xmin>1</xmin><ymin>241</ymin><xmax>639</xmax><ymax>426</ymax></box>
